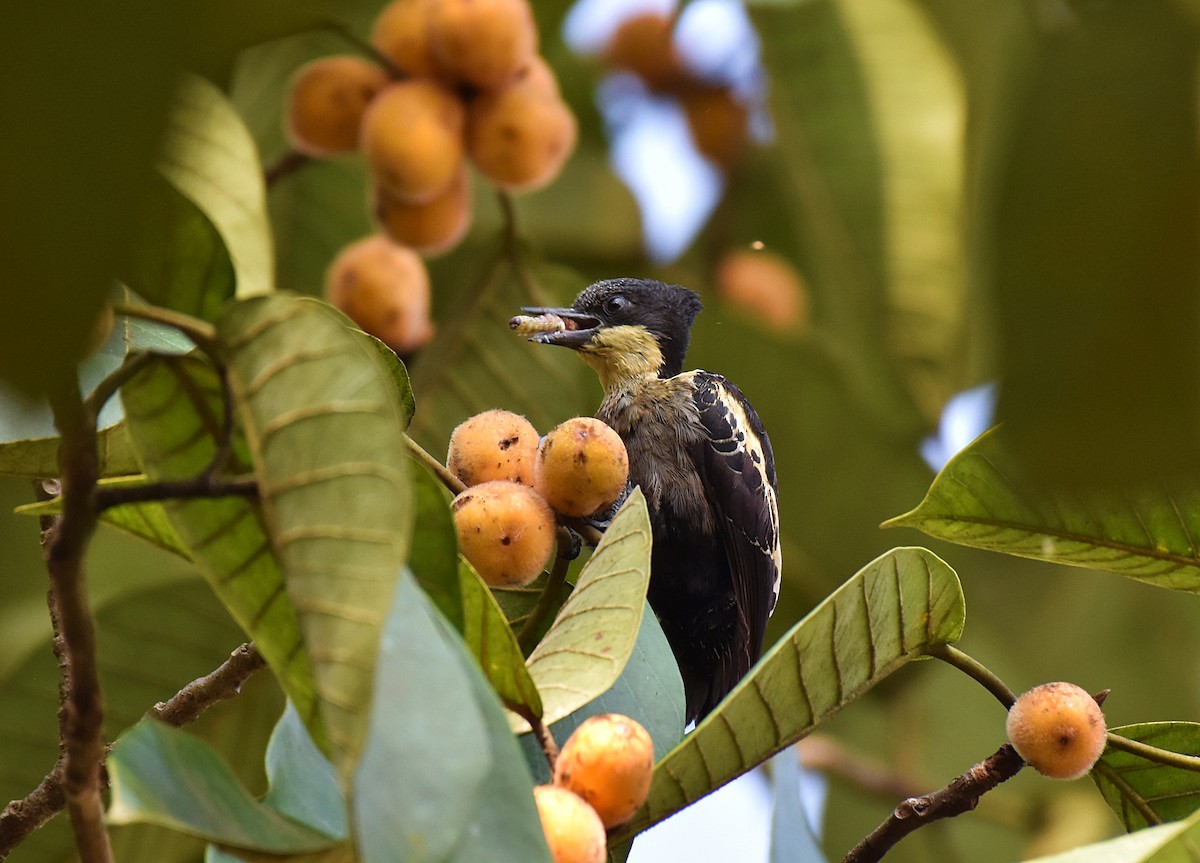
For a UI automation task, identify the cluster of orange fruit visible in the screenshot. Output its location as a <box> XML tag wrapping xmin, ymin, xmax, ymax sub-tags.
<box><xmin>288</xmin><ymin>0</ymin><xmax>577</xmax><ymax>355</ymax></box>
<box><xmin>446</xmin><ymin>410</ymin><xmax>629</xmax><ymax>587</ymax></box>
<box><xmin>536</xmin><ymin>713</ymin><xmax>655</xmax><ymax>863</ymax></box>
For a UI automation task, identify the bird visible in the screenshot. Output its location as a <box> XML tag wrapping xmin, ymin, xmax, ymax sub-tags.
<box><xmin>517</xmin><ymin>278</ymin><xmax>781</xmax><ymax>723</ymax></box>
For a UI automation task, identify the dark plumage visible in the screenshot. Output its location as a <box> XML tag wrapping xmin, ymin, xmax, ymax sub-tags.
<box><xmin>519</xmin><ymin>278</ymin><xmax>781</xmax><ymax>723</ymax></box>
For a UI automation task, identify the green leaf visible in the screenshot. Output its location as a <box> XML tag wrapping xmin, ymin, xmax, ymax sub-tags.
<box><xmin>885</xmin><ymin>427</ymin><xmax>1200</xmax><ymax>592</ymax></box>
<box><xmin>518</xmin><ymin>603</ymin><xmax>685</xmax><ymax>786</ymax></box>
<box><xmin>1021</xmin><ymin>809</ymin><xmax>1200</xmax><ymax>862</ymax></box>
<box><xmin>356</xmin><ymin>328</ymin><xmax>417</xmax><ymax>429</ymax></box>
<box><xmin>218</xmin><ymin>293</ymin><xmax>414</xmax><ymax>780</ymax></box>
<box><xmin>493</xmin><ymin>567</ymin><xmax>572</xmax><ymax>638</ymax></box>
<box><xmin>107</xmin><ymin>720</ymin><xmax>339</xmax><ymax>852</ymax></box>
<box><xmin>264</xmin><ymin>704</ymin><xmax>348</xmax><ymax>841</ymax></box>
<box><xmin>1095</xmin><ymin>723</ymin><xmax>1200</xmax><ymax>831</ymax></box>
<box><xmin>162</xmin><ymin>75</ymin><xmax>273</xmax><ymax>298</ymax></box>
<box><xmin>511</xmin><ymin>489</ymin><xmax>653</xmax><ymax>732</ymax></box>
<box><xmin>120</xmin><ymin>353</ymin><xmax>324</xmax><ymax>755</ymax></box>
<box><xmin>461</xmin><ymin>557</ymin><xmax>543</xmax><ymax>718</ymax></box>
<box><xmin>408</xmin><ymin>463</ymin><xmax>464</xmax><ymax>630</ymax></box>
<box><xmin>353</xmin><ymin>573</ymin><xmax>492</xmax><ymax>863</ymax></box>
<box><xmin>769</xmin><ymin>747</ymin><xmax>827</xmax><ymax>863</ymax></box>
<box><xmin>614</xmin><ymin>547</ymin><xmax>965</xmax><ymax>840</ymax></box>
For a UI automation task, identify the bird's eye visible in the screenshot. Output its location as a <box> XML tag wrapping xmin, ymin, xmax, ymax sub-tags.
<box><xmin>603</xmin><ymin>295</ymin><xmax>630</xmax><ymax>316</ymax></box>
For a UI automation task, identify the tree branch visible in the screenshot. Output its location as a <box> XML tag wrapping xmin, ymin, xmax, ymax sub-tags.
<box><xmin>95</xmin><ymin>475</ymin><xmax>258</xmax><ymax>510</ymax></box>
<box><xmin>44</xmin><ymin>377</ymin><xmax>111</xmax><ymax>863</ymax></box>
<box><xmin>405</xmin><ymin>433</ymin><xmax>467</xmax><ymax>495</ymax></box>
<box><xmin>264</xmin><ymin>150</ymin><xmax>311</xmax><ymax>187</ymax></box>
<box><xmin>928</xmin><ymin>644</ymin><xmax>1016</xmax><ymax>708</ymax></box>
<box><xmin>842</xmin><ymin>744</ymin><xmax>1025</xmax><ymax>863</ymax></box>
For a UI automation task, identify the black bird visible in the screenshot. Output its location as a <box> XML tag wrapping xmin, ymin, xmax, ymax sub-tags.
<box><xmin>518</xmin><ymin>278</ymin><xmax>781</xmax><ymax>723</ymax></box>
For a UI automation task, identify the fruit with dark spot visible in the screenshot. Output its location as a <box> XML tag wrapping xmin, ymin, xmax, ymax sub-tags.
<box><xmin>286</xmin><ymin>56</ymin><xmax>390</xmax><ymax>157</ymax></box>
<box><xmin>428</xmin><ymin>0</ymin><xmax>538</xmax><ymax>90</ymax></box>
<box><xmin>534</xmin><ymin>417</ymin><xmax>628</xmax><ymax>517</ymax></box>
<box><xmin>452</xmin><ymin>480</ymin><xmax>555</xmax><ymax>586</ymax></box>
<box><xmin>447</xmin><ymin>409</ymin><xmax>539</xmax><ymax>486</ymax></box>
<box><xmin>533</xmin><ymin>785</ymin><xmax>606</xmax><ymax>863</ymax></box>
<box><xmin>553</xmin><ymin>714</ymin><xmax>653</xmax><ymax>828</ymax></box>
<box><xmin>371</xmin><ymin>165</ymin><xmax>472</xmax><ymax>257</ymax></box>
<box><xmin>360</xmin><ymin>80</ymin><xmax>466</xmax><ymax>203</ymax></box>
<box><xmin>324</xmin><ymin>234</ymin><xmax>434</xmax><ymax>354</ymax></box>
<box><xmin>467</xmin><ymin>73</ymin><xmax>577</xmax><ymax>193</ymax></box>
<box><xmin>1006</xmin><ymin>682</ymin><xmax>1107</xmax><ymax>779</ymax></box>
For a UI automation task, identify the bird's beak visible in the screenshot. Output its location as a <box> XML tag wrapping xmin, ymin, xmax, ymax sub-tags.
<box><xmin>517</xmin><ymin>306</ymin><xmax>602</xmax><ymax>348</ymax></box>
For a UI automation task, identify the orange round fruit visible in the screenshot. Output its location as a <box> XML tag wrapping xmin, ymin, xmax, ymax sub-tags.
<box><xmin>371</xmin><ymin>165</ymin><xmax>472</xmax><ymax>257</ymax></box>
<box><xmin>1006</xmin><ymin>682</ymin><xmax>1107</xmax><ymax>780</ymax></box>
<box><xmin>324</xmin><ymin>234</ymin><xmax>434</xmax><ymax>354</ymax></box>
<box><xmin>360</xmin><ymin>80</ymin><xmax>466</xmax><ymax>203</ymax></box>
<box><xmin>533</xmin><ymin>417</ymin><xmax>628</xmax><ymax>518</ymax></box>
<box><xmin>467</xmin><ymin>80</ymin><xmax>577</xmax><ymax>192</ymax></box>
<box><xmin>286</xmin><ymin>56</ymin><xmax>390</xmax><ymax>157</ymax></box>
<box><xmin>603</xmin><ymin>12</ymin><xmax>684</xmax><ymax>92</ymax></box>
<box><xmin>428</xmin><ymin>0</ymin><xmax>538</xmax><ymax>90</ymax></box>
<box><xmin>452</xmin><ymin>480</ymin><xmax>556</xmax><ymax>587</ymax></box>
<box><xmin>370</xmin><ymin>0</ymin><xmax>440</xmax><ymax>78</ymax></box>
<box><xmin>681</xmin><ymin>85</ymin><xmax>748</xmax><ymax>170</ymax></box>
<box><xmin>715</xmin><ymin>248</ymin><xmax>808</xmax><ymax>333</ymax></box>
<box><xmin>533</xmin><ymin>785</ymin><xmax>606</xmax><ymax>863</ymax></box>
<box><xmin>447</xmin><ymin>409</ymin><xmax>540</xmax><ymax>487</ymax></box>
<box><xmin>554</xmin><ymin>714</ymin><xmax>654</xmax><ymax>828</ymax></box>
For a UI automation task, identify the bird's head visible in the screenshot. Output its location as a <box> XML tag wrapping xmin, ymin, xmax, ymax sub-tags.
<box><xmin>518</xmin><ymin>278</ymin><xmax>703</xmax><ymax>390</ymax></box>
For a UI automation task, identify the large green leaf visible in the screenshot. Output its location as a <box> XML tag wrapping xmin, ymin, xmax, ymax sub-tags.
<box><xmin>511</xmin><ymin>489</ymin><xmax>652</xmax><ymax>732</ymax></box>
<box><xmin>614</xmin><ymin>546</ymin><xmax>965</xmax><ymax>840</ymax></box>
<box><xmin>107</xmin><ymin>720</ymin><xmax>339</xmax><ymax>853</ymax></box>
<box><xmin>461</xmin><ymin>558</ymin><xmax>543</xmax><ymax>719</ymax></box>
<box><xmin>218</xmin><ymin>293</ymin><xmax>413</xmax><ymax>780</ymax></box>
<box><xmin>885</xmin><ymin>427</ymin><xmax>1200</xmax><ymax>592</ymax></box>
<box><xmin>1022</xmin><ymin>809</ymin><xmax>1200</xmax><ymax>863</ymax></box>
<box><xmin>162</xmin><ymin>75</ymin><xmax>273</xmax><ymax>298</ymax></box>
<box><xmin>1095</xmin><ymin>723</ymin><xmax>1200</xmax><ymax>832</ymax></box>
<box><xmin>120</xmin><ymin>353</ymin><xmax>324</xmax><ymax>755</ymax></box>
<box><xmin>408</xmin><ymin>463</ymin><xmax>464</xmax><ymax>630</ymax></box>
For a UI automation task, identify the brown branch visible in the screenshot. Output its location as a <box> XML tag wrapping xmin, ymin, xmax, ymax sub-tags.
<box><xmin>520</xmin><ymin>709</ymin><xmax>560</xmax><ymax>773</ymax></box>
<box><xmin>264</xmin><ymin>150</ymin><xmax>311</xmax><ymax>187</ymax></box>
<box><xmin>0</xmin><ymin>643</ymin><xmax>268</xmax><ymax>857</ymax></box>
<box><xmin>842</xmin><ymin>744</ymin><xmax>1025</xmax><ymax>863</ymax></box>
<box><xmin>44</xmin><ymin>377</ymin><xmax>111</xmax><ymax>863</ymax></box>
<box><xmin>150</xmin><ymin>643</ymin><xmax>266</xmax><ymax>726</ymax></box>
<box><xmin>95</xmin><ymin>475</ymin><xmax>258</xmax><ymax>510</ymax></box>
<box><xmin>797</xmin><ymin>736</ymin><xmax>924</xmax><ymax>802</ymax></box>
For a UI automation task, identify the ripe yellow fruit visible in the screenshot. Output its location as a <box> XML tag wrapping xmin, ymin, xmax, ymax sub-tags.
<box><xmin>533</xmin><ymin>785</ymin><xmax>606</xmax><ymax>863</ymax></box>
<box><xmin>534</xmin><ymin>418</ymin><xmax>628</xmax><ymax>517</ymax></box>
<box><xmin>1006</xmin><ymin>682</ymin><xmax>1107</xmax><ymax>780</ymax></box>
<box><xmin>447</xmin><ymin>409</ymin><xmax>540</xmax><ymax>486</ymax></box>
<box><xmin>360</xmin><ymin>80</ymin><xmax>466</xmax><ymax>203</ymax></box>
<box><xmin>715</xmin><ymin>249</ymin><xmax>808</xmax><ymax>334</ymax></box>
<box><xmin>370</xmin><ymin>0</ymin><xmax>440</xmax><ymax>78</ymax></box>
<box><xmin>324</xmin><ymin>234</ymin><xmax>434</xmax><ymax>354</ymax></box>
<box><xmin>554</xmin><ymin>714</ymin><xmax>654</xmax><ymax>828</ymax></box>
<box><xmin>603</xmin><ymin>12</ymin><xmax>685</xmax><ymax>92</ymax></box>
<box><xmin>371</xmin><ymin>166</ymin><xmax>472</xmax><ymax>257</ymax></box>
<box><xmin>681</xmin><ymin>85</ymin><xmax>748</xmax><ymax>170</ymax></box>
<box><xmin>513</xmin><ymin>55</ymin><xmax>561</xmax><ymax>98</ymax></box>
<box><xmin>452</xmin><ymin>480</ymin><xmax>556</xmax><ymax>587</ymax></box>
<box><xmin>428</xmin><ymin>0</ymin><xmax>538</xmax><ymax>90</ymax></box>
<box><xmin>286</xmin><ymin>56</ymin><xmax>390</xmax><ymax>157</ymax></box>
<box><xmin>467</xmin><ymin>80</ymin><xmax>577</xmax><ymax>192</ymax></box>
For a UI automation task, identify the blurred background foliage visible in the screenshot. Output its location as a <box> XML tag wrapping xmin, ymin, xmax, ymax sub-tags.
<box><xmin>3</xmin><ymin>0</ymin><xmax>1200</xmax><ymax>861</ymax></box>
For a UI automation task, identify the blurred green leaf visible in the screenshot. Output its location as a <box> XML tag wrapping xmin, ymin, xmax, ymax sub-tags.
<box><xmin>493</xmin><ymin>566</ymin><xmax>573</xmax><ymax>639</ymax></box>
<box><xmin>1095</xmin><ymin>723</ymin><xmax>1200</xmax><ymax>832</ymax></box>
<box><xmin>460</xmin><ymin>558</ymin><xmax>543</xmax><ymax>719</ymax></box>
<box><xmin>108</xmin><ymin>720</ymin><xmax>338</xmax><ymax>852</ymax></box>
<box><xmin>408</xmin><ymin>463</ymin><xmax>464</xmax><ymax>630</ymax></box>
<box><xmin>163</xmin><ymin>75</ymin><xmax>274</xmax><ymax>298</ymax></box>
<box><xmin>121</xmin><ymin>353</ymin><xmax>324</xmax><ymax>756</ymax></box>
<box><xmin>885</xmin><ymin>428</ymin><xmax>1200</xmax><ymax>592</ymax></box>
<box><xmin>1022</xmin><ymin>810</ymin><xmax>1200</xmax><ymax>862</ymax></box>
<box><xmin>219</xmin><ymin>294</ymin><xmax>413</xmax><ymax>781</ymax></box>
<box><xmin>352</xmin><ymin>573</ymin><xmax>491</xmax><ymax>863</ymax></box>
<box><xmin>512</xmin><ymin>489</ymin><xmax>652</xmax><ymax>732</ymax></box>
<box><xmin>769</xmin><ymin>748</ymin><xmax>827</xmax><ymax>863</ymax></box>
<box><xmin>615</xmin><ymin>547</ymin><xmax>965</xmax><ymax>840</ymax></box>
<box><xmin>518</xmin><ymin>602</ymin><xmax>685</xmax><ymax>786</ymax></box>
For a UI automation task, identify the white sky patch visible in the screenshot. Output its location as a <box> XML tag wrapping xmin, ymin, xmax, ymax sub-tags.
<box><xmin>920</xmin><ymin>382</ymin><xmax>998</xmax><ymax>472</ymax></box>
<box><xmin>563</xmin><ymin>0</ymin><xmax>678</xmax><ymax>55</ymax></box>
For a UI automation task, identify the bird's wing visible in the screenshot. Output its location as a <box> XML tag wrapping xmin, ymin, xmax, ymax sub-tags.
<box><xmin>688</xmin><ymin>372</ymin><xmax>781</xmax><ymax>663</ymax></box>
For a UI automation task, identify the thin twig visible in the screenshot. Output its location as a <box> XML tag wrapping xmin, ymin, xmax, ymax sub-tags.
<box><xmin>496</xmin><ymin>191</ymin><xmax>541</xmax><ymax>301</ymax></box>
<box><xmin>517</xmin><ymin>529</ymin><xmax>576</xmax><ymax>652</ymax></box>
<box><xmin>0</xmin><ymin>643</ymin><xmax>268</xmax><ymax>857</ymax></box>
<box><xmin>405</xmin><ymin>434</ymin><xmax>466</xmax><ymax>495</ymax></box>
<box><xmin>82</xmin><ymin>352</ymin><xmax>154</xmax><ymax>424</ymax></box>
<box><xmin>521</xmin><ymin>709</ymin><xmax>560</xmax><ymax>773</ymax></box>
<box><xmin>95</xmin><ymin>475</ymin><xmax>258</xmax><ymax>511</ymax></box>
<box><xmin>1105</xmin><ymin>733</ymin><xmax>1200</xmax><ymax>773</ymax></box>
<box><xmin>110</xmin><ymin>302</ymin><xmax>219</xmax><ymax>356</ymax></box>
<box><xmin>842</xmin><ymin>744</ymin><xmax>1025</xmax><ymax>863</ymax></box>
<box><xmin>928</xmin><ymin>644</ymin><xmax>1016</xmax><ymax>708</ymax></box>
<box><xmin>150</xmin><ymin>643</ymin><xmax>266</xmax><ymax>726</ymax></box>
<box><xmin>45</xmin><ymin>377</ymin><xmax>112</xmax><ymax>863</ymax></box>
<box><xmin>264</xmin><ymin>150</ymin><xmax>311</xmax><ymax>187</ymax></box>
